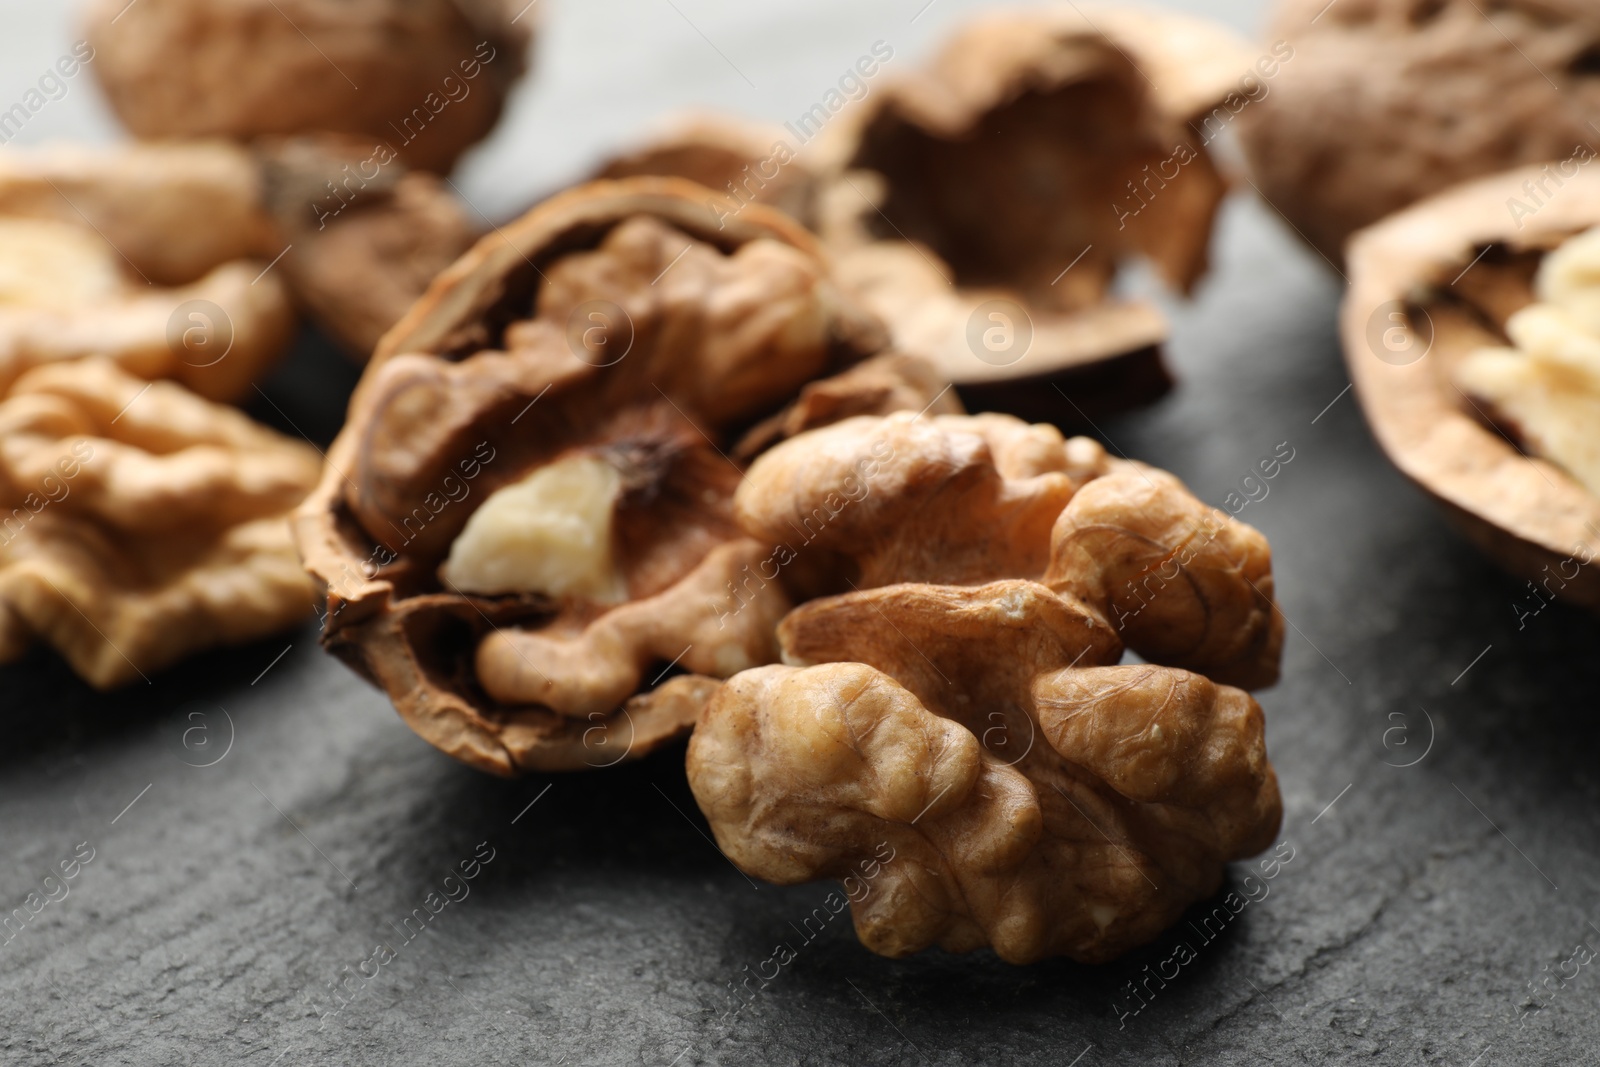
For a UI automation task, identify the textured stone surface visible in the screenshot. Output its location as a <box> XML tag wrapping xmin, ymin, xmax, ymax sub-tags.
<box><xmin>5</xmin><ymin>1</ymin><xmax>1600</xmax><ymax>1064</ymax></box>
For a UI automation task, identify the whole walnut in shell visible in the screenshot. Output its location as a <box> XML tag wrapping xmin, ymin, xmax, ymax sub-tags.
<box><xmin>83</xmin><ymin>0</ymin><xmax>533</xmax><ymax>174</ymax></box>
<box><xmin>689</xmin><ymin>413</ymin><xmax>1284</xmax><ymax>963</ymax></box>
<box><xmin>292</xmin><ymin>177</ymin><xmax>958</xmax><ymax>775</ymax></box>
<box><xmin>0</xmin><ymin>359</ymin><xmax>320</xmax><ymax>688</ymax></box>
<box><xmin>1239</xmin><ymin>0</ymin><xmax>1600</xmax><ymax>264</ymax></box>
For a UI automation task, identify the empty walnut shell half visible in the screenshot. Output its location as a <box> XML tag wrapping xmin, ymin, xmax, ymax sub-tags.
<box><xmin>1239</xmin><ymin>0</ymin><xmax>1600</xmax><ymax>265</ymax></box>
<box><xmin>599</xmin><ymin>6</ymin><xmax>1257</xmax><ymax>423</ymax></box>
<box><xmin>83</xmin><ymin>0</ymin><xmax>534</xmax><ymax>174</ymax></box>
<box><xmin>1343</xmin><ymin>165</ymin><xmax>1600</xmax><ymax>611</ymax></box>
<box><xmin>293</xmin><ymin>177</ymin><xmax>956</xmax><ymax>775</ymax></box>
<box><xmin>690</xmin><ymin>413</ymin><xmax>1284</xmax><ymax>963</ymax></box>
<box><xmin>0</xmin><ymin>359</ymin><xmax>320</xmax><ymax>688</ymax></box>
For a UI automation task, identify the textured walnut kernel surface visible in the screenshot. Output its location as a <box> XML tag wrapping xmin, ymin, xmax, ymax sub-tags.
<box><xmin>692</xmin><ymin>412</ymin><xmax>1283</xmax><ymax>962</ymax></box>
<box><xmin>0</xmin><ymin>359</ymin><xmax>319</xmax><ymax>689</ymax></box>
<box><xmin>83</xmin><ymin>0</ymin><xmax>533</xmax><ymax>174</ymax></box>
<box><xmin>694</xmin><ymin>585</ymin><xmax>1280</xmax><ymax>966</ymax></box>
<box><xmin>1240</xmin><ymin>0</ymin><xmax>1600</xmax><ymax>264</ymax></box>
<box><xmin>293</xmin><ymin>177</ymin><xmax>954</xmax><ymax>774</ymax></box>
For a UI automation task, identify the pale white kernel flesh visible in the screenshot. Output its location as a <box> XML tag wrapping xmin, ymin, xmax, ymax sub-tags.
<box><xmin>438</xmin><ymin>453</ymin><xmax>628</xmax><ymax>601</ymax></box>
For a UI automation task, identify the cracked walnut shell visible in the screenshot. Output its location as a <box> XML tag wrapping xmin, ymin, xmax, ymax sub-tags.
<box><xmin>83</xmin><ymin>0</ymin><xmax>534</xmax><ymax>174</ymax></box>
<box><xmin>601</xmin><ymin>7</ymin><xmax>1257</xmax><ymax>421</ymax></box>
<box><xmin>690</xmin><ymin>533</ymin><xmax>1282</xmax><ymax>962</ymax></box>
<box><xmin>0</xmin><ymin>359</ymin><xmax>320</xmax><ymax>688</ymax></box>
<box><xmin>293</xmin><ymin>177</ymin><xmax>957</xmax><ymax>775</ymax></box>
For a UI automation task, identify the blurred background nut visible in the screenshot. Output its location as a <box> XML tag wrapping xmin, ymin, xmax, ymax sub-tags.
<box><xmin>688</xmin><ymin>580</ymin><xmax>1282</xmax><ymax>964</ymax></box>
<box><xmin>293</xmin><ymin>177</ymin><xmax>956</xmax><ymax>775</ymax></box>
<box><xmin>82</xmin><ymin>0</ymin><xmax>535</xmax><ymax>174</ymax></box>
<box><xmin>0</xmin><ymin>359</ymin><xmax>320</xmax><ymax>689</ymax></box>
<box><xmin>0</xmin><ymin>138</ymin><xmax>483</xmax><ymax>363</ymax></box>
<box><xmin>1239</xmin><ymin>0</ymin><xmax>1600</xmax><ymax>265</ymax></box>
<box><xmin>0</xmin><ymin>212</ymin><xmax>296</xmax><ymax>403</ymax></box>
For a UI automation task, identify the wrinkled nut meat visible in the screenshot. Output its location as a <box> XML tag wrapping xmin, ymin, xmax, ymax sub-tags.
<box><xmin>600</xmin><ymin>7</ymin><xmax>1257</xmax><ymax>419</ymax></box>
<box><xmin>292</xmin><ymin>177</ymin><xmax>957</xmax><ymax>775</ymax></box>
<box><xmin>734</xmin><ymin>412</ymin><xmax>1283</xmax><ymax>688</ymax></box>
<box><xmin>0</xmin><ymin>214</ymin><xmax>295</xmax><ymax>403</ymax></box>
<box><xmin>1456</xmin><ymin>226</ymin><xmax>1600</xmax><ymax>495</ymax></box>
<box><xmin>0</xmin><ymin>359</ymin><xmax>320</xmax><ymax>688</ymax></box>
<box><xmin>0</xmin><ymin>139</ymin><xmax>481</xmax><ymax>362</ymax></box>
<box><xmin>1239</xmin><ymin>0</ymin><xmax>1600</xmax><ymax>264</ymax></box>
<box><xmin>83</xmin><ymin>0</ymin><xmax>534</xmax><ymax>174</ymax></box>
<box><xmin>690</xmin><ymin>413</ymin><xmax>1283</xmax><ymax>963</ymax></box>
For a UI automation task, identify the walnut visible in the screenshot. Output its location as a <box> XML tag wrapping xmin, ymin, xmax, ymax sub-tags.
<box><xmin>256</xmin><ymin>135</ymin><xmax>483</xmax><ymax>358</ymax></box>
<box><xmin>734</xmin><ymin>411</ymin><xmax>1282</xmax><ymax>687</ymax></box>
<box><xmin>0</xmin><ymin>214</ymin><xmax>296</xmax><ymax>403</ymax></box>
<box><xmin>597</xmin><ymin>7</ymin><xmax>1256</xmax><ymax>422</ymax></box>
<box><xmin>0</xmin><ymin>139</ymin><xmax>481</xmax><ymax>362</ymax></box>
<box><xmin>1455</xmin><ymin>227</ymin><xmax>1600</xmax><ymax>496</ymax></box>
<box><xmin>82</xmin><ymin>0</ymin><xmax>534</xmax><ymax>174</ymax></box>
<box><xmin>687</xmin><ymin>583</ymin><xmax>1282</xmax><ymax>964</ymax></box>
<box><xmin>293</xmin><ymin>177</ymin><xmax>955</xmax><ymax>775</ymax></box>
<box><xmin>1238</xmin><ymin>0</ymin><xmax>1600</xmax><ymax>265</ymax></box>
<box><xmin>1343</xmin><ymin>164</ymin><xmax>1600</xmax><ymax>612</ymax></box>
<box><xmin>0</xmin><ymin>359</ymin><xmax>320</xmax><ymax>688</ymax></box>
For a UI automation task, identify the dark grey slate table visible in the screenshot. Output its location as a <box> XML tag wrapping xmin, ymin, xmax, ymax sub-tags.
<box><xmin>5</xmin><ymin>1</ymin><xmax>1600</xmax><ymax>1064</ymax></box>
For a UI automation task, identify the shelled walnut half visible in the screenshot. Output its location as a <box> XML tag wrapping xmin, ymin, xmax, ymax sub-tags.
<box><xmin>0</xmin><ymin>359</ymin><xmax>320</xmax><ymax>688</ymax></box>
<box><xmin>293</xmin><ymin>177</ymin><xmax>959</xmax><ymax>775</ymax></box>
<box><xmin>690</xmin><ymin>412</ymin><xmax>1283</xmax><ymax>963</ymax></box>
<box><xmin>598</xmin><ymin>6</ymin><xmax>1259</xmax><ymax>423</ymax></box>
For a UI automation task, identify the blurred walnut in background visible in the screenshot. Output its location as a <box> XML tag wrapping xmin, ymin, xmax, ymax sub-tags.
<box><xmin>1239</xmin><ymin>0</ymin><xmax>1600</xmax><ymax>264</ymax></box>
<box><xmin>82</xmin><ymin>0</ymin><xmax>535</xmax><ymax>174</ymax></box>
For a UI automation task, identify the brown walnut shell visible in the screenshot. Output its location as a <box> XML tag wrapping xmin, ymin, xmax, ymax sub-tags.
<box><xmin>292</xmin><ymin>176</ymin><xmax>957</xmax><ymax>775</ymax></box>
<box><xmin>1343</xmin><ymin>164</ymin><xmax>1600</xmax><ymax>611</ymax></box>
<box><xmin>1239</xmin><ymin>0</ymin><xmax>1600</xmax><ymax>265</ymax></box>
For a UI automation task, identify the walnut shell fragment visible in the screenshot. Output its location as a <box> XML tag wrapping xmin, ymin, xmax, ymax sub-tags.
<box><xmin>599</xmin><ymin>7</ymin><xmax>1257</xmax><ymax>422</ymax></box>
<box><xmin>681</xmin><ymin>579</ymin><xmax>1280</xmax><ymax>966</ymax></box>
<box><xmin>1343</xmin><ymin>165</ymin><xmax>1600</xmax><ymax>611</ymax></box>
<box><xmin>0</xmin><ymin>139</ymin><xmax>481</xmax><ymax>362</ymax></box>
<box><xmin>293</xmin><ymin>177</ymin><xmax>957</xmax><ymax>775</ymax></box>
<box><xmin>83</xmin><ymin>0</ymin><xmax>534</xmax><ymax>174</ymax></box>
<box><xmin>0</xmin><ymin>359</ymin><xmax>320</xmax><ymax>688</ymax></box>
<box><xmin>1238</xmin><ymin>0</ymin><xmax>1600</xmax><ymax>265</ymax></box>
